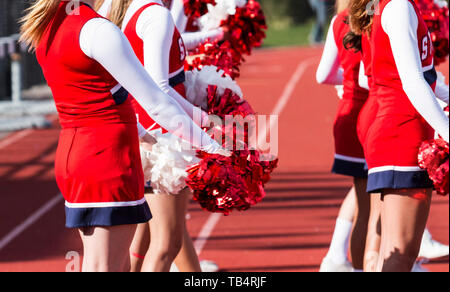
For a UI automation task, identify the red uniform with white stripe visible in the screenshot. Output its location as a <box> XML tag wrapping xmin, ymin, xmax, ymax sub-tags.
<box><xmin>331</xmin><ymin>10</ymin><xmax>369</xmax><ymax>178</ymax></box>
<box><xmin>36</xmin><ymin>1</ymin><xmax>149</xmax><ymax>227</ymax></box>
<box><xmin>366</xmin><ymin>0</ymin><xmax>436</xmax><ymax>192</ymax></box>
<box><xmin>123</xmin><ymin>2</ymin><xmax>187</xmax><ymax>131</ymax></box>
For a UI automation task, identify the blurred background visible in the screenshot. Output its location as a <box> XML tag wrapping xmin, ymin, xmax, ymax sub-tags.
<box><xmin>0</xmin><ymin>0</ymin><xmax>335</xmax><ymax>105</ymax></box>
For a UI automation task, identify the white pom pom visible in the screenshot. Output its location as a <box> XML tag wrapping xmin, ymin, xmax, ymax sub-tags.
<box><xmin>198</xmin><ymin>0</ymin><xmax>247</xmax><ymax>30</ymax></box>
<box><xmin>185</xmin><ymin>65</ymin><xmax>243</xmax><ymax>110</ymax></box>
<box><xmin>140</xmin><ymin>129</ymin><xmax>200</xmax><ymax>195</ymax></box>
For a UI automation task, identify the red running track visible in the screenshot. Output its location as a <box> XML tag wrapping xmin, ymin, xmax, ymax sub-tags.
<box><xmin>0</xmin><ymin>47</ymin><xmax>448</xmax><ymax>272</ymax></box>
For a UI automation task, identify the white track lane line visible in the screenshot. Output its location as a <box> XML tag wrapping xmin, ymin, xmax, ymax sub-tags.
<box><xmin>0</xmin><ymin>194</ymin><xmax>63</xmax><ymax>251</ymax></box>
<box><xmin>0</xmin><ymin>129</ymin><xmax>33</xmax><ymax>150</ymax></box>
<box><xmin>193</xmin><ymin>56</ymin><xmax>316</xmax><ymax>256</ymax></box>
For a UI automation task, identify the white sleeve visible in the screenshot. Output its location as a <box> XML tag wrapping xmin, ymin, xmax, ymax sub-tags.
<box><xmin>382</xmin><ymin>0</ymin><xmax>449</xmax><ymax>142</ymax></box>
<box><xmin>137</xmin><ymin>122</ymin><xmax>148</xmax><ymax>138</ymax></box>
<box><xmin>316</xmin><ymin>16</ymin><xmax>344</xmax><ymax>85</ymax></box>
<box><xmin>97</xmin><ymin>0</ymin><xmax>112</xmax><ymax>17</ymax></box>
<box><xmin>435</xmin><ymin>72</ymin><xmax>449</xmax><ymax>104</ymax></box>
<box><xmin>79</xmin><ymin>18</ymin><xmax>221</xmax><ymax>152</ymax></box>
<box><xmin>170</xmin><ymin>0</ymin><xmax>188</xmax><ymax>32</ymax></box>
<box><xmin>359</xmin><ymin>61</ymin><xmax>369</xmax><ymax>90</ymax></box>
<box><xmin>182</xmin><ymin>29</ymin><xmax>224</xmax><ymax>51</ymax></box>
<box><xmin>137</xmin><ymin>6</ymin><xmax>208</xmax><ymax>124</ymax></box>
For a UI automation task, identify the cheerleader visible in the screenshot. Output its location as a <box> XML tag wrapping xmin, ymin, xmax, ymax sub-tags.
<box><xmin>20</xmin><ymin>0</ymin><xmax>226</xmax><ymax>272</ymax></box>
<box><xmin>99</xmin><ymin>0</ymin><xmax>216</xmax><ymax>272</ymax></box>
<box><xmin>348</xmin><ymin>0</ymin><xmax>449</xmax><ymax>272</ymax></box>
<box><xmin>316</xmin><ymin>0</ymin><xmax>370</xmax><ymax>272</ymax></box>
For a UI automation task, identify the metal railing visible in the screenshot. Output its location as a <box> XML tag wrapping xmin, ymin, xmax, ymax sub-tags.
<box><xmin>0</xmin><ymin>0</ymin><xmax>46</xmax><ymax>102</ymax></box>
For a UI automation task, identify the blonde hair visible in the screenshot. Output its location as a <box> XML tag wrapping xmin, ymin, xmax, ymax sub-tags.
<box><xmin>108</xmin><ymin>0</ymin><xmax>133</xmax><ymax>27</ymax></box>
<box><xmin>95</xmin><ymin>0</ymin><xmax>106</xmax><ymax>11</ymax></box>
<box><xmin>19</xmin><ymin>0</ymin><xmax>61</xmax><ymax>49</ymax></box>
<box><xmin>335</xmin><ymin>0</ymin><xmax>350</xmax><ymax>14</ymax></box>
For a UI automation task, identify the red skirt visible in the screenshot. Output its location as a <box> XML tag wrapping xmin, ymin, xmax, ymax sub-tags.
<box><xmin>55</xmin><ymin>123</ymin><xmax>151</xmax><ymax>228</ymax></box>
<box><xmin>332</xmin><ymin>98</ymin><xmax>367</xmax><ymax>178</ymax></box>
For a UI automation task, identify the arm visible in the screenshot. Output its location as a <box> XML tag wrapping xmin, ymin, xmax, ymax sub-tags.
<box><xmin>316</xmin><ymin>16</ymin><xmax>343</xmax><ymax>85</ymax></box>
<box><xmin>181</xmin><ymin>29</ymin><xmax>224</xmax><ymax>51</ymax></box>
<box><xmin>79</xmin><ymin>18</ymin><xmax>222</xmax><ymax>152</ymax></box>
<box><xmin>170</xmin><ymin>0</ymin><xmax>188</xmax><ymax>32</ymax></box>
<box><xmin>382</xmin><ymin>0</ymin><xmax>449</xmax><ymax>141</ymax></box>
<box><xmin>435</xmin><ymin>71</ymin><xmax>449</xmax><ymax>104</ymax></box>
<box><xmin>138</xmin><ymin>6</ymin><xmax>209</xmax><ymax>122</ymax></box>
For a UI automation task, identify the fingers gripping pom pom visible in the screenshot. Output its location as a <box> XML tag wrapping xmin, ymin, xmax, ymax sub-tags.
<box><xmin>141</xmin><ymin>129</ymin><xmax>200</xmax><ymax>195</ymax></box>
<box><xmin>185</xmin><ymin>85</ymin><xmax>279</xmax><ymax>215</ymax></box>
<box><xmin>184</xmin><ymin>65</ymin><xmax>243</xmax><ymax>110</ymax></box>
<box><xmin>418</xmin><ymin>138</ymin><xmax>449</xmax><ymax>196</ymax></box>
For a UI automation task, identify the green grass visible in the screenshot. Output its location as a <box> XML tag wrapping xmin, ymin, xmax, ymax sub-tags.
<box><xmin>262</xmin><ymin>20</ymin><xmax>314</xmax><ymax>48</ymax></box>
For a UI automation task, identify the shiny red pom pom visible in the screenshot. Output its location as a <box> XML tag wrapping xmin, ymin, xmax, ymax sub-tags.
<box><xmin>418</xmin><ymin>138</ymin><xmax>449</xmax><ymax>196</ymax></box>
<box><xmin>185</xmin><ymin>84</ymin><xmax>279</xmax><ymax>215</ymax></box>
<box><xmin>416</xmin><ymin>0</ymin><xmax>449</xmax><ymax>66</ymax></box>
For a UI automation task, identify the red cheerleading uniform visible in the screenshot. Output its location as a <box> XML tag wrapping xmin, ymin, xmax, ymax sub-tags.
<box><xmin>123</xmin><ymin>2</ymin><xmax>187</xmax><ymax>131</ymax></box>
<box><xmin>36</xmin><ymin>1</ymin><xmax>150</xmax><ymax>228</ymax></box>
<box><xmin>331</xmin><ymin>10</ymin><xmax>370</xmax><ymax>178</ymax></box>
<box><xmin>356</xmin><ymin>32</ymin><xmax>378</xmax><ymax>150</ymax></box>
<box><xmin>366</xmin><ymin>0</ymin><xmax>436</xmax><ymax>192</ymax></box>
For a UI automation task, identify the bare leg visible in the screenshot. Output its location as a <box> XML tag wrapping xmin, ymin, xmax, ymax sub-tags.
<box><xmin>338</xmin><ymin>187</ymin><xmax>357</xmax><ymax>221</ymax></box>
<box><xmin>364</xmin><ymin>193</ymin><xmax>382</xmax><ymax>272</ymax></box>
<box><xmin>129</xmin><ymin>222</ymin><xmax>151</xmax><ymax>272</ymax></box>
<box><xmin>379</xmin><ymin>189</ymin><xmax>432</xmax><ymax>272</ymax></box>
<box><xmin>350</xmin><ymin>177</ymin><xmax>370</xmax><ymax>270</ymax></box>
<box><xmin>141</xmin><ymin>190</ymin><xmax>187</xmax><ymax>272</ymax></box>
<box><xmin>79</xmin><ymin>224</ymin><xmax>137</xmax><ymax>272</ymax></box>
<box><xmin>173</xmin><ymin>189</ymin><xmax>202</xmax><ymax>272</ymax></box>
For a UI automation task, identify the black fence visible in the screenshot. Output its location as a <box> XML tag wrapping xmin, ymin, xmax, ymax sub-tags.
<box><xmin>0</xmin><ymin>0</ymin><xmax>45</xmax><ymax>101</ymax></box>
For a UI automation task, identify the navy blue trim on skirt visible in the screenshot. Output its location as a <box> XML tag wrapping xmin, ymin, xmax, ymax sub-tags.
<box><xmin>367</xmin><ymin>169</ymin><xmax>433</xmax><ymax>193</ymax></box>
<box><xmin>65</xmin><ymin>202</ymin><xmax>152</xmax><ymax>228</ymax></box>
<box><xmin>332</xmin><ymin>158</ymin><xmax>368</xmax><ymax>178</ymax></box>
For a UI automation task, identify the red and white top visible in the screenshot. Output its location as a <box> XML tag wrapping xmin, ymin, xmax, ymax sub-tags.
<box><xmin>37</xmin><ymin>1</ymin><xmax>220</xmax><ymax>152</ymax></box>
<box><xmin>123</xmin><ymin>1</ymin><xmax>187</xmax><ymax>130</ymax></box>
<box><xmin>36</xmin><ymin>1</ymin><xmax>135</xmax><ymax>128</ymax></box>
<box><xmin>371</xmin><ymin>0</ymin><xmax>449</xmax><ymax>141</ymax></box>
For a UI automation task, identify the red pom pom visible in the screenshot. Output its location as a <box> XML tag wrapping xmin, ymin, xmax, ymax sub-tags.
<box><xmin>183</xmin><ymin>0</ymin><xmax>217</xmax><ymax>32</ymax></box>
<box><xmin>418</xmin><ymin>138</ymin><xmax>449</xmax><ymax>196</ymax></box>
<box><xmin>185</xmin><ymin>84</ymin><xmax>279</xmax><ymax>215</ymax></box>
<box><xmin>185</xmin><ymin>40</ymin><xmax>241</xmax><ymax>79</ymax></box>
<box><xmin>184</xmin><ymin>0</ymin><xmax>268</xmax><ymax>79</ymax></box>
<box><xmin>183</xmin><ymin>0</ymin><xmax>216</xmax><ymax>18</ymax></box>
<box><xmin>416</xmin><ymin>0</ymin><xmax>449</xmax><ymax>66</ymax></box>
<box><xmin>221</xmin><ymin>0</ymin><xmax>268</xmax><ymax>57</ymax></box>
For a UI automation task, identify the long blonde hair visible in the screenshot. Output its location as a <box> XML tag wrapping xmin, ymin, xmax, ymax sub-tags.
<box><xmin>335</xmin><ymin>0</ymin><xmax>350</xmax><ymax>14</ymax></box>
<box><xmin>106</xmin><ymin>0</ymin><xmax>133</xmax><ymax>27</ymax></box>
<box><xmin>19</xmin><ymin>0</ymin><xmax>61</xmax><ymax>49</ymax></box>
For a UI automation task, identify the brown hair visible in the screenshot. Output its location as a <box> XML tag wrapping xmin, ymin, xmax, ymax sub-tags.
<box><xmin>108</xmin><ymin>0</ymin><xmax>133</xmax><ymax>27</ymax></box>
<box><xmin>343</xmin><ymin>0</ymin><xmax>375</xmax><ymax>52</ymax></box>
<box><xmin>19</xmin><ymin>0</ymin><xmax>61</xmax><ymax>49</ymax></box>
